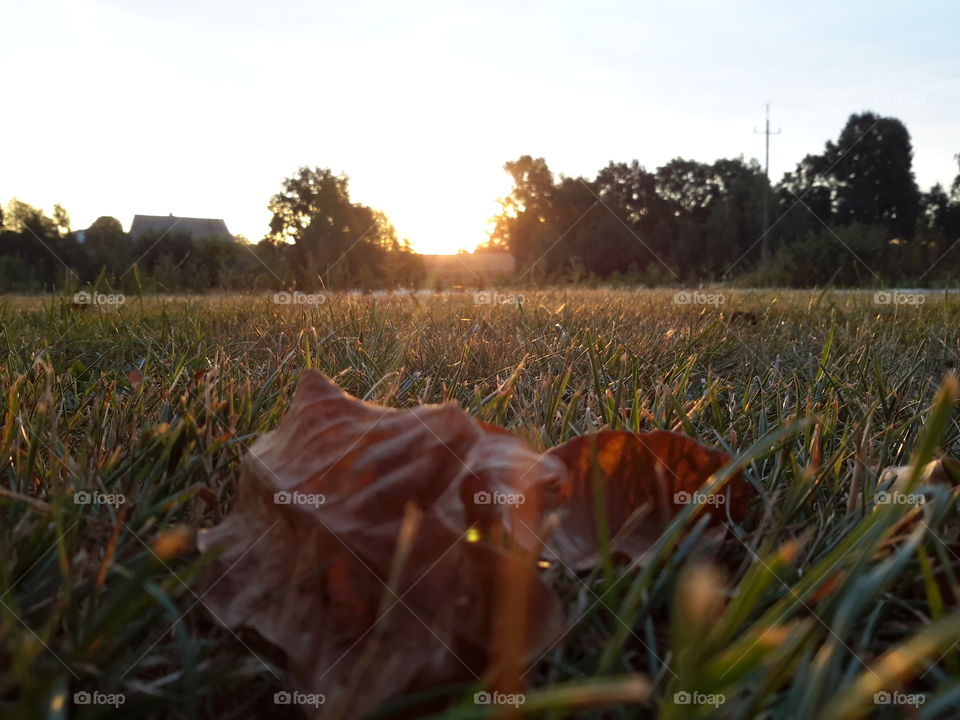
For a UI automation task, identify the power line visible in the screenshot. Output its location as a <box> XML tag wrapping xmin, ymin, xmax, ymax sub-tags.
<box><xmin>754</xmin><ymin>103</ymin><xmax>781</xmax><ymax>264</ymax></box>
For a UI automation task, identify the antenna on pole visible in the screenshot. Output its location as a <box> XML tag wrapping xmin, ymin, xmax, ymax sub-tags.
<box><xmin>754</xmin><ymin>103</ymin><xmax>781</xmax><ymax>265</ymax></box>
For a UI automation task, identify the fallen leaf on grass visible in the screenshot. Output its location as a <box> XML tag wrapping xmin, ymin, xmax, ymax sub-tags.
<box><xmin>198</xmin><ymin>371</ymin><xmax>568</xmax><ymax>715</ymax></box>
<box><xmin>545</xmin><ymin>430</ymin><xmax>750</xmax><ymax>569</ymax></box>
<box><xmin>198</xmin><ymin>371</ymin><xmax>746</xmax><ymax>715</ymax></box>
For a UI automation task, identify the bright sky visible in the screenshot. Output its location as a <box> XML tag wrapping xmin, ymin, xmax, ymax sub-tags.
<box><xmin>4</xmin><ymin>1</ymin><xmax>959</xmax><ymax>254</ymax></box>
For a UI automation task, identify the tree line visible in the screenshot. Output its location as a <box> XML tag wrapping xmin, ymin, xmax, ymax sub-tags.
<box><xmin>2</xmin><ymin>110</ymin><xmax>959</xmax><ymax>292</ymax></box>
<box><xmin>486</xmin><ymin>111</ymin><xmax>960</xmax><ymax>286</ymax></box>
<box><xmin>0</xmin><ymin>169</ymin><xmax>424</xmax><ymax>293</ymax></box>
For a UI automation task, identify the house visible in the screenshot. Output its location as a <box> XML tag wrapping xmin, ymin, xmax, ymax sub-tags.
<box><xmin>129</xmin><ymin>214</ymin><xmax>231</xmax><ymax>241</ymax></box>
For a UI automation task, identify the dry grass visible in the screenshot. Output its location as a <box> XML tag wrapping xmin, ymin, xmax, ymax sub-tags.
<box><xmin>2</xmin><ymin>288</ymin><xmax>960</xmax><ymax>718</ymax></box>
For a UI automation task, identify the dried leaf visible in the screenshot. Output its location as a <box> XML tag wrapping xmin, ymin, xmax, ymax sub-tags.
<box><xmin>198</xmin><ymin>371</ymin><xmax>566</xmax><ymax>715</ymax></box>
<box><xmin>198</xmin><ymin>373</ymin><xmax>752</xmax><ymax>714</ymax></box>
<box><xmin>545</xmin><ymin>430</ymin><xmax>749</xmax><ymax>569</ymax></box>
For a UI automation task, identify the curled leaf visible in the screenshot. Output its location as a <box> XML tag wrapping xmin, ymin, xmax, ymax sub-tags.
<box><xmin>197</xmin><ymin>372</ymin><xmax>752</xmax><ymax>714</ymax></box>
<box><xmin>198</xmin><ymin>371</ymin><xmax>566</xmax><ymax>715</ymax></box>
<box><xmin>545</xmin><ymin>430</ymin><xmax>749</xmax><ymax>569</ymax></box>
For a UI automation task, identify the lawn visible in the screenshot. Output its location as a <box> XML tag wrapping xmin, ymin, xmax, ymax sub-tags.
<box><xmin>3</xmin><ymin>288</ymin><xmax>960</xmax><ymax>719</ymax></box>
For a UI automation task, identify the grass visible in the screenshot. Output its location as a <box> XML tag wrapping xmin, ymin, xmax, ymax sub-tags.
<box><xmin>2</xmin><ymin>287</ymin><xmax>960</xmax><ymax>719</ymax></box>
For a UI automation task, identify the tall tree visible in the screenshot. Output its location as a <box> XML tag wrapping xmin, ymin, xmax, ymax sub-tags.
<box><xmin>781</xmin><ymin>112</ymin><xmax>920</xmax><ymax>238</ymax></box>
<box><xmin>919</xmin><ymin>183</ymin><xmax>960</xmax><ymax>254</ymax></box>
<box><xmin>592</xmin><ymin>161</ymin><xmax>673</xmax><ymax>274</ymax></box>
<box><xmin>952</xmin><ymin>153</ymin><xmax>960</xmax><ymax>201</ymax></box>
<box><xmin>0</xmin><ymin>200</ymin><xmax>81</xmax><ymax>287</ymax></box>
<box><xmin>830</xmin><ymin>112</ymin><xmax>920</xmax><ymax>236</ymax></box>
<box><xmin>703</xmin><ymin>158</ymin><xmax>767</xmax><ymax>273</ymax></box>
<box><xmin>489</xmin><ymin>156</ymin><xmax>559</xmax><ymax>275</ymax></box>
<box><xmin>266</xmin><ymin>167</ymin><xmax>403</xmax><ymax>288</ymax></box>
<box><xmin>84</xmin><ymin>216</ymin><xmax>131</xmax><ymax>277</ymax></box>
<box><xmin>653</xmin><ymin>159</ymin><xmax>718</xmax><ymax>275</ymax></box>
<box><xmin>52</xmin><ymin>204</ymin><xmax>71</xmax><ymax>236</ymax></box>
<box><xmin>655</xmin><ymin>159</ymin><xmax>720</xmax><ymax>221</ymax></box>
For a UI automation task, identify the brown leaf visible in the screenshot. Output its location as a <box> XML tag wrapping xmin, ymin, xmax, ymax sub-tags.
<box><xmin>545</xmin><ymin>430</ymin><xmax>749</xmax><ymax>569</ymax></box>
<box><xmin>197</xmin><ymin>373</ymin><xmax>751</xmax><ymax>715</ymax></box>
<box><xmin>197</xmin><ymin>371</ymin><xmax>566</xmax><ymax>716</ymax></box>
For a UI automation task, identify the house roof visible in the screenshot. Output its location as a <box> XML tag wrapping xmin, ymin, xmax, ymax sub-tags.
<box><xmin>129</xmin><ymin>214</ymin><xmax>231</xmax><ymax>240</ymax></box>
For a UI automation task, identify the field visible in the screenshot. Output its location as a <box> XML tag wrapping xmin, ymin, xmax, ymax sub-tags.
<box><xmin>3</xmin><ymin>288</ymin><xmax>960</xmax><ymax>719</ymax></box>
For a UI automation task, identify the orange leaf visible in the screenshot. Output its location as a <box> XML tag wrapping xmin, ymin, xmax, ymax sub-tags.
<box><xmin>197</xmin><ymin>373</ymin><xmax>753</xmax><ymax>713</ymax></box>
<box><xmin>545</xmin><ymin>430</ymin><xmax>750</xmax><ymax>569</ymax></box>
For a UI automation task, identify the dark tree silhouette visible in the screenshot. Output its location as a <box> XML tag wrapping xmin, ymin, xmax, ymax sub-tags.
<box><xmin>84</xmin><ymin>216</ymin><xmax>130</xmax><ymax>277</ymax></box>
<box><xmin>781</xmin><ymin>112</ymin><xmax>920</xmax><ymax>238</ymax></box>
<box><xmin>594</xmin><ymin>160</ymin><xmax>673</xmax><ymax>271</ymax></box>
<box><xmin>266</xmin><ymin>166</ymin><xmax>420</xmax><ymax>289</ymax></box>
<box><xmin>489</xmin><ymin>156</ymin><xmax>558</xmax><ymax>275</ymax></box>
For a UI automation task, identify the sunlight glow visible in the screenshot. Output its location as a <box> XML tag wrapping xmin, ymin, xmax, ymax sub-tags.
<box><xmin>359</xmin><ymin>177</ymin><xmax>502</xmax><ymax>254</ymax></box>
<box><xmin>3</xmin><ymin>2</ymin><xmax>957</xmax><ymax>257</ymax></box>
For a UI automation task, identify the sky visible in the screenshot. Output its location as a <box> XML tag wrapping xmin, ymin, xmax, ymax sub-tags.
<box><xmin>3</xmin><ymin>0</ymin><xmax>959</xmax><ymax>254</ymax></box>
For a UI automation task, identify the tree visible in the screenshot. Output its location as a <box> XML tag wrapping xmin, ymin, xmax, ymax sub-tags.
<box><xmin>655</xmin><ymin>159</ymin><xmax>720</xmax><ymax>221</ymax></box>
<box><xmin>703</xmin><ymin>158</ymin><xmax>767</xmax><ymax>273</ymax></box>
<box><xmin>830</xmin><ymin>113</ymin><xmax>919</xmax><ymax>236</ymax></box>
<box><xmin>776</xmin><ymin>152</ymin><xmax>837</xmax><ymax>252</ymax></box>
<box><xmin>0</xmin><ymin>199</ymin><xmax>82</xmax><ymax>288</ymax></box>
<box><xmin>84</xmin><ymin>216</ymin><xmax>131</xmax><ymax>277</ymax></box>
<box><xmin>780</xmin><ymin>112</ymin><xmax>920</xmax><ymax>238</ymax></box>
<box><xmin>952</xmin><ymin>154</ymin><xmax>960</xmax><ymax>201</ymax></box>
<box><xmin>918</xmin><ymin>183</ymin><xmax>960</xmax><ymax>256</ymax></box>
<box><xmin>53</xmin><ymin>204</ymin><xmax>71</xmax><ymax>236</ymax></box>
<box><xmin>592</xmin><ymin>161</ymin><xmax>672</xmax><ymax>275</ymax></box>
<box><xmin>488</xmin><ymin>156</ymin><xmax>558</xmax><ymax>273</ymax></box>
<box><xmin>3</xmin><ymin>198</ymin><xmax>57</xmax><ymax>237</ymax></box>
<box><xmin>491</xmin><ymin>155</ymin><xmax>772</xmax><ymax>281</ymax></box>
<box><xmin>771</xmin><ymin>223</ymin><xmax>923</xmax><ymax>286</ymax></box>
<box><xmin>266</xmin><ymin>167</ymin><xmax>416</xmax><ymax>288</ymax></box>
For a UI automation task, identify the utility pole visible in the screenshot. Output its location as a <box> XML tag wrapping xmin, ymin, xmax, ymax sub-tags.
<box><xmin>754</xmin><ymin>103</ymin><xmax>781</xmax><ymax>265</ymax></box>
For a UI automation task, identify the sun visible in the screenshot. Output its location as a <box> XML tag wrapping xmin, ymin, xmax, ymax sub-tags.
<box><xmin>362</xmin><ymin>179</ymin><xmax>502</xmax><ymax>255</ymax></box>
<box><xmin>389</xmin><ymin>206</ymin><xmax>490</xmax><ymax>255</ymax></box>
